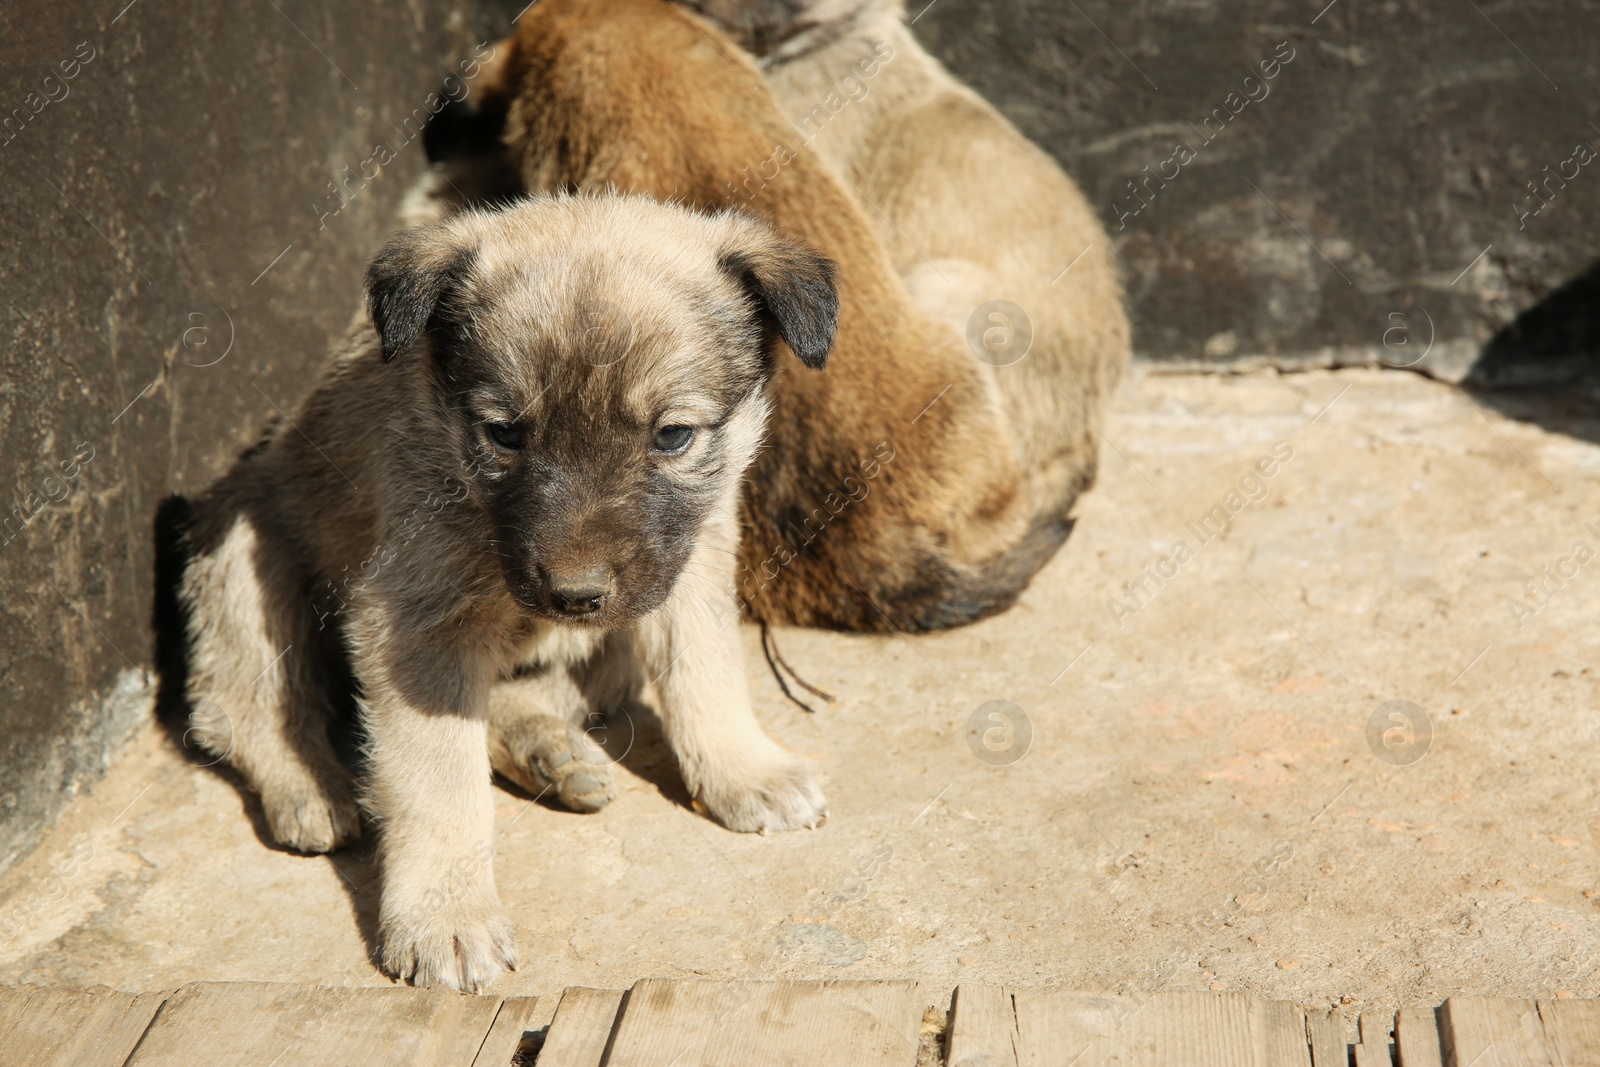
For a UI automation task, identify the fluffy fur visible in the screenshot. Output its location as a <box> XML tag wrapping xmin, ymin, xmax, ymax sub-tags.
<box><xmin>419</xmin><ymin>0</ymin><xmax>1090</xmax><ymax>633</ymax></box>
<box><xmin>177</xmin><ymin>195</ymin><xmax>838</xmax><ymax>991</ymax></box>
<box><xmin>678</xmin><ymin>0</ymin><xmax>1132</xmax><ymax>523</ymax></box>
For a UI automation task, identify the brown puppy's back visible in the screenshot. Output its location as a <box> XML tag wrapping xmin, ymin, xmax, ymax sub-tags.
<box><xmin>494</xmin><ymin>0</ymin><xmax>1064</xmax><ymax>631</ymax></box>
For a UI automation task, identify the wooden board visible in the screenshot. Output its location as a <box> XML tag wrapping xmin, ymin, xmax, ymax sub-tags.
<box><xmin>600</xmin><ymin>979</ymin><xmax>924</xmax><ymax>1067</ymax></box>
<box><xmin>1536</xmin><ymin>999</ymin><xmax>1600</xmax><ymax>1067</ymax></box>
<box><xmin>122</xmin><ymin>981</ymin><xmax>507</xmax><ymax>1067</ymax></box>
<box><xmin>1439</xmin><ymin>996</ymin><xmax>1555</xmax><ymax>1067</ymax></box>
<box><xmin>1360</xmin><ymin>1010</ymin><xmax>1393</xmax><ymax>1046</ymax></box>
<box><xmin>1351</xmin><ymin>1042</ymin><xmax>1390</xmax><ymax>1067</ymax></box>
<box><xmin>1344</xmin><ymin>1043</ymin><xmax>1382</xmax><ymax>1067</ymax></box>
<box><xmin>1394</xmin><ymin>1004</ymin><xmax>1445</xmax><ymax>1067</ymax></box>
<box><xmin>1010</xmin><ymin>990</ymin><xmax>1312</xmax><ymax>1067</ymax></box>
<box><xmin>1302</xmin><ymin>1006</ymin><xmax>1347</xmax><ymax>1067</ymax></box>
<box><xmin>1352</xmin><ymin>1010</ymin><xmax>1394</xmax><ymax>1067</ymax></box>
<box><xmin>0</xmin><ymin>985</ymin><xmax>166</xmax><ymax>1067</ymax></box>
<box><xmin>472</xmin><ymin>995</ymin><xmax>542</xmax><ymax>1067</ymax></box>
<box><xmin>537</xmin><ymin>987</ymin><xmax>627</xmax><ymax>1067</ymax></box>
<box><xmin>947</xmin><ymin>985</ymin><xmax>1020</xmax><ymax>1067</ymax></box>
<box><xmin>0</xmin><ymin>980</ymin><xmax>1596</xmax><ymax>1067</ymax></box>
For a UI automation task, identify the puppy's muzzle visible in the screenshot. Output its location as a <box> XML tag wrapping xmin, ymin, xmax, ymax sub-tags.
<box><xmin>543</xmin><ymin>564</ymin><xmax>614</xmax><ymax>617</ymax></box>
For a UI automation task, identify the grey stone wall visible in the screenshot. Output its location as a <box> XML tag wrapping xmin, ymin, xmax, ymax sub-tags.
<box><xmin>1</xmin><ymin>0</ymin><xmax>1595</xmax><ymax>872</ymax></box>
<box><xmin>917</xmin><ymin>0</ymin><xmax>1600</xmax><ymax>380</ymax></box>
<box><xmin>0</xmin><ymin>1</ymin><xmax>519</xmax><ymax>873</ymax></box>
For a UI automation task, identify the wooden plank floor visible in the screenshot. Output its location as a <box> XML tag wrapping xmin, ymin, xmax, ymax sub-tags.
<box><xmin>3</xmin><ymin>980</ymin><xmax>1600</xmax><ymax>1065</ymax></box>
<box><xmin>0</xmin><ymin>986</ymin><xmax>167</xmax><ymax>1067</ymax></box>
<box><xmin>599</xmin><ymin>979</ymin><xmax>924</xmax><ymax>1067</ymax></box>
<box><xmin>120</xmin><ymin>983</ymin><xmax>536</xmax><ymax>1067</ymax></box>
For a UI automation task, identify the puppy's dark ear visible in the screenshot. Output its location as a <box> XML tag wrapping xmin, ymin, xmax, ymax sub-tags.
<box><xmin>720</xmin><ymin>232</ymin><xmax>838</xmax><ymax>371</ymax></box>
<box><xmin>364</xmin><ymin>229</ymin><xmax>477</xmax><ymax>362</ymax></box>
<box><xmin>422</xmin><ymin>93</ymin><xmax>510</xmax><ymax>164</ymax></box>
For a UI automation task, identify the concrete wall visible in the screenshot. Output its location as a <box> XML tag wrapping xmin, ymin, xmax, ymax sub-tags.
<box><xmin>917</xmin><ymin>0</ymin><xmax>1600</xmax><ymax>380</ymax></box>
<box><xmin>1</xmin><ymin>0</ymin><xmax>1594</xmax><ymax>871</ymax></box>
<box><xmin>0</xmin><ymin>0</ymin><xmax>520</xmax><ymax>872</ymax></box>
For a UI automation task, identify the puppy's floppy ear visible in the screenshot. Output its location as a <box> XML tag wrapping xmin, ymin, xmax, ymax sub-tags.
<box><xmin>421</xmin><ymin>93</ymin><xmax>509</xmax><ymax>165</ymax></box>
<box><xmin>364</xmin><ymin>227</ymin><xmax>478</xmax><ymax>362</ymax></box>
<box><xmin>720</xmin><ymin>230</ymin><xmax>838</xmax><ymax>371</ymax></box>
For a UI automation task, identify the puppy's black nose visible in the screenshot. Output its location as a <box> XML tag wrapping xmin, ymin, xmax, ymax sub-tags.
<box><xmin>547</xmin><ymin>565</ymin><xmax>613</xmax><ymax>616</ymax></box>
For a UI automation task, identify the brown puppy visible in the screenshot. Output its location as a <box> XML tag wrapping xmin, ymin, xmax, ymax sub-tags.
<box><xmin>178</xmin><ymin>195</ymin><xmax>837</xmax><ymax>991</ymax></box>
<box><xmin>450</xmin><ymin>0</ymin><xmax>1072</xmax><ymax>633</ymax></box>
<box><xmin>677</xmin><ymin>0</ymin><xmax>1132</xmax><ymax>525</ymax></box>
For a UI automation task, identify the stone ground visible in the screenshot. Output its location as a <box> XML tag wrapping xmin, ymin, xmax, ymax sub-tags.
<box><xmin>2</xmin><ymin>367</ymin><xmax>1598</xmax><ymax>1038</ymax></box>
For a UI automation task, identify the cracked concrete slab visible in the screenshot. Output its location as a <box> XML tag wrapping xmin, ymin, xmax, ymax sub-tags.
<box><xmin>2</xmin><ymin>367</ymin><xmax>1597</xmax><ymax>1032</ymax></box>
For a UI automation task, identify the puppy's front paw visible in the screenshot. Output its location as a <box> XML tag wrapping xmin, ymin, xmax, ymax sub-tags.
<box><xmin>694</xmin><ymin>749</ymin><xmax>827</xmax><ymax>833</ymax></box>
<box><xmin>260</xmin><ymin>775</ymin><xmax>362</xmax><ymax>854</ymax></box>
<box><xmin>379</xmin><ymin>894</ymin><xmax>517</xmax><ymax>994</ymax></box>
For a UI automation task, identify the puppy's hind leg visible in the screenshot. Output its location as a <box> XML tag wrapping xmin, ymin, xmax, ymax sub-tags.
<box><xmin>179</xmin><ymin>502</ymin><xmax>360</xmax><ymax>853</ymax></box>
<box><xmin>487</xmin><ymin>665</ymin><xmax>618</xmax><ymax>814</ymax></box>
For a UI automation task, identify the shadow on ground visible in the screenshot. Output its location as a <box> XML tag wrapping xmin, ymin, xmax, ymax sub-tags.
<box><xmin>1468</xmin><ymin>258</ymin><xmax>1600</xmax><ymax>446</ymax></box>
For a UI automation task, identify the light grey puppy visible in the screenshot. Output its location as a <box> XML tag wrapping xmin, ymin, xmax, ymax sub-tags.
<box><xmin>178</xmin><ymin>194</ymin><xmax>837</xmax><ymax>991</ymax></box>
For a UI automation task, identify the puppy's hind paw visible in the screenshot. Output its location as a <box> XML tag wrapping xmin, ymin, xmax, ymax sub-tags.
<box><xmin>492</xmin><ymin>714</ymin><xmax>618</xmax><ymax>814</ymax></box>
<box><xmin>260</xmin><ymin>776</ymin><xmax>362</xmax><ymax>854</ymax></box>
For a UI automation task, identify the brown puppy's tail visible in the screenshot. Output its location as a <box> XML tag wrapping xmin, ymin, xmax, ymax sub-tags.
<box><xmin>881</xmin><ymin>514</ymin><xmax>1074</xmax><ymax>633</ymax></box>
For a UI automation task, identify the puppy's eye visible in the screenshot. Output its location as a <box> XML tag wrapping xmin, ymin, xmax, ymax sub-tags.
<box><xmin>652</xmin><ymin>425</ymin><xmax>695</xmax><ymax>454</ymax></box>
<box><xmin>485</xmin><ymin>422</ymin><xmax>524</xmax><ymax>450</ymax></box>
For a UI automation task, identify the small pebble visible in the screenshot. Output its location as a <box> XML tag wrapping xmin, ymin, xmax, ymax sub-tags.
<box><xmin>1277</xmin><ymin>958</ymin><xmax>1301</xmax><ymax>970</ymax></box>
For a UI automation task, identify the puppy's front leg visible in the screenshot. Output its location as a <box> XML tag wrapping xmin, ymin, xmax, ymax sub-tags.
<box><xmin>359</xmin><ymin>617</ymin><xmax>516</xmax><ymax>992</ymax></box>
<box><xmin>640</xmin><ymin>545</ymin><xmax>827</xmax><ymax>833</ymax></box>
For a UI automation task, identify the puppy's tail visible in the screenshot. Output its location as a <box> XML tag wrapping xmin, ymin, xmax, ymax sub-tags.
<box><xmin>877</xmin><ymin>514</ymin><xmax>1075</xmax><ymax>633</ymax></box>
